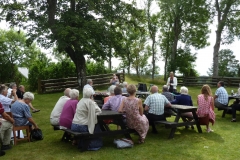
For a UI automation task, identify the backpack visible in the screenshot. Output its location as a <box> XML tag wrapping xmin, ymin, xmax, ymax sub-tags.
<box><xmin>30</xmin><ymin>129</ymin><xmax>43</xmax><ymax>141</ymax></box>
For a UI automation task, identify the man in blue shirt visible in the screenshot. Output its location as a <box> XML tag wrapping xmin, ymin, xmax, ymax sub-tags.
<box><xmin>214</xmin><ymin>81</ymin><xmax>228</xmax><ymax>108</ymax></box>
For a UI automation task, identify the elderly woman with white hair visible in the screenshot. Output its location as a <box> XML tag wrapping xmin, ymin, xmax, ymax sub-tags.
<box><xmin>59</xmin><ymin>89</ymin><xmax>79</xmax><ymax>129</ymax></box>
<box><xmin>71</xmin><ymin>88</ymin><xmax>102</xmax><ymax>151</ymax></box>
<box><xmin>171</xmin><ymin>86</ymin><xmax>193</xmax><ymax>127</ymax></box>
<box><xmin>104</xmin><ymin>85</ymin><xmax>116</xmax><ymax>103</ymax></box>
<box><xmin>11</xmin><ymin>92</ymin><xmax>39</xmax><ymax>129</ymax></box>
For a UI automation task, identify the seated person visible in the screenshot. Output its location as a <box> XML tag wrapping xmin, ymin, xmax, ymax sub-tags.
<box><xmin>119</xmin><ymin>84</ymin><xmax>149</xmax><ymax>144</ymax></box>
<box><xmin>103</xmin><ymin>87</ymin><xmax>125</xmax><ymax>112</ymax></box>
<box><xmin>122</xmin><ymin>82</ymin><xmax>128</xmax><ymax>94</ymax></box>
<box><xmin>83</xmin><ymin>79</ymin><xmax>95</xmax><ymax>96</ymax></box>
<box><xmin>11</xmin><ymin>92</ymin><xmax>39</xmax><ymax>130</ymax></box>
<box><xmin>161</xmin><ymin>85</ymin><xmax>174</xmax><ymax>101</ymax></box>
<box><xmin>110</xmin><ymin>74</ymin><xmax>119</xmax><ymax>85</ymax></box>
<box><xmin>59</xmin><ymin>89</ymin><xmax>79</xmax><ymax>129</ymax></box>
<box><xmin>0</xmin><ymin>102</ymin><xmax>14</xmax><ymax>153</ymax></box>
<box><xmin>50</xmin><ymin>88</ymin><xmax>71</xmax><ymax>126</ymax></box>
<box><xmin>144</xmin><ymin>85</ymin><xmax>171</xmax><ymax>134</ymax></box>
<box><xmin>161</xmin><ymin>85</ymin><xmax>175</xmax><ymax>115</ymax></box>
<box><xmin>7</xmin><ymin>82</ymin><xmax>17</xmax><ymax>98</ymax></box>
<box><xmin>104</xmin><ymin>85</ymin><xmax>116</xmax><ymax>104</ymax></box>
<box><xmin>214</xmin><ymin>81</ymin><xmax>228</xmax><ymax>108</ymax></box>
<box><xmin>16</xmin><ymin>85</ymin><xmax>40</xmax><ymax>113</ymax></box>
<box><xmin>171</xmin><ymin>86</ymin><xmax>193</xmax><ymax>124</ymax></box>
<box><xmin>71</xmin><ymin>88</ymin><xmax>102</xmax><ymax>151</ymax></box>
<box><xmin>0</xmin><ymin>84</ymin><xmax>18</xmax><ymax>112</ymax></box>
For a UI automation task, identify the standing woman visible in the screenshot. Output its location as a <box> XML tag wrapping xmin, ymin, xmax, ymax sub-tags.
<box><xmin>197</xmin><ymin>85</ymin><xmax>215</xmax><ymax>133</ymax></box>
<box><xmin>118</xmin><ymin>84</ymin><xmax>149</xmax><ymax>144</ymax></box>
<box><xmin>166</xmin><ymin>72</ymin><xmax>177</xmax><ymax>93</ymax></box>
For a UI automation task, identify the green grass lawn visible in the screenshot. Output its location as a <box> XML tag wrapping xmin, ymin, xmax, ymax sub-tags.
<box><xmin>2</xmin><ymin>76</ymin><xmax>240</xmax><ymax>160</ymax></box>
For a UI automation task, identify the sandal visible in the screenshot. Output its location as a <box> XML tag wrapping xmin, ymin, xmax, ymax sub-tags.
<box><xmin>207</xmin><ymin>128</ymin><xmax>214</xmax><ymax>133</ymax></box>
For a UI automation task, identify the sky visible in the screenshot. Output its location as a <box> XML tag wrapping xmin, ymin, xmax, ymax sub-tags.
<box><xmin>0</xmin><ymin>1</ymin><xmax>239</xmax><ymax>76</ymax></box>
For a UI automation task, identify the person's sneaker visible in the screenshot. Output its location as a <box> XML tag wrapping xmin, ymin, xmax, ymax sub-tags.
<box><xmin>0</xmin><ymin>150</ymin><xmax>5</xmax><ymax>156</ymax></box>
<box><xmin>231</xmin><ymin>119</ymin><xmax>237</xmax><ymax>122</ymax></box>
<box><xmin>32</xmin><ymin>109</ymin><xmax>40</xmax><ymax>113</ymax></box>
<box><xmin>1</xmin><ymin>145</ymin><xmax>12</xmax><ymax>150</ymax></box>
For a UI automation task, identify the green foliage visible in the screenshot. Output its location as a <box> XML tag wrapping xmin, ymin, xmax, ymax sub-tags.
<box><xmin>86</xmin><ymin>60</ymin><xmax>112</xmax><ymax>76</ymax></box>
<box><xmin>158</xmin><ymin>0</ymin><xmax>211</xmax><ymax>73</ymax></box>
<box><xmin>175</xmin><ymin>47</ymin><xmax>198</xmax><ymax>77</ymax></box>
<box><xmin>28</xmin><ymin>54</ymin><xmax>76</xmax><ymax>91</ymax></box>
<box><xmin>0</xmin><ymin>29</ymin><xmax>41</xmax><ymax>83</ymax></box>
<box><xmin>208</xmin><ymin>49</ymin><xmax>239</xmax><ymax>77</ymax></box>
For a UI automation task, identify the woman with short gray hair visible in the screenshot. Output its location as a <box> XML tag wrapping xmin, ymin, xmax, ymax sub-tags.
<box><xmin>71</xmin><ymin>88</ymin><xmax>102</xmax><ymax>150</ymax></box>
<box><xmin>59</xmin><ymin>89</ymin><xmax>79</xmax><ymax>129</ymax></box>
<box><xmin>11</xmin><ymin>92</ymin><xmax>39</xmax><ymax>129</ymax></box>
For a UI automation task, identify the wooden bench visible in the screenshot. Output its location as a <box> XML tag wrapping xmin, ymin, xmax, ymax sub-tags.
<box><xmin>52</xmin><ymin>125</ymin><xmax>137</xmax><ymax>151</ymax></box>
<box><xmin>215</xmin><ymin>105</ymin><xmax>232</xmax><ymax>118</ymax></box>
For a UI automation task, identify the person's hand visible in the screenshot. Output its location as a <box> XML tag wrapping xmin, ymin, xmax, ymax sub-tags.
<box><xmin>34</xmin><ymin>125</ymin><xmax>39</xmax><ymax>129</ymax></box>
<box><xmin>12</xmin><ymin>89</ymin><xmax>17</xmax><ymax>95</ymax></box>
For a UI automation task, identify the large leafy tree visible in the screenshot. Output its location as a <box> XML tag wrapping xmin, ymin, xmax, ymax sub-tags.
<box><xmin>212</xmin><ymin>0</ymin><xmax>240</xmax><ymax>76</ymax></box>
<box><xmin>208</xmin><ymin>49</ymin><xmax>239</xmax><ymax>77</ymax></box>
<box><xmin>0</xmin><ymin>29</ymin><xmax>40</xmax><ymax>82</ymax></box>
<box><xmin>0</xmin><ymin>0</ymin><xmax>139</xmax><ymax>90</ymax></box>
<box><xmin>158</xmin><ymin>0</ymin><xmax>211</xmax><ymax>74</ymax></box>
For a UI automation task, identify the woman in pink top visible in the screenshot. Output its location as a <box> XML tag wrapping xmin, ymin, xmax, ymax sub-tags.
<box><xmin>59</xmin><ymin>89</ymin><xmax>79</xmax><ymax>129</ymax></box>
<box><xmin>197</xmin><ymin>85</ymin><xmax>215</xmax><ymax>133</ymax></box>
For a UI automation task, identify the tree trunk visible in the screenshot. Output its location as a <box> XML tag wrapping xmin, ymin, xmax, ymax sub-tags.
<box><xmin>213</xmin><ymin>30</ymin><xmax>221</xmax><ymax>76</ymax></box>
<box><xmin>171</xmin><ymin>17</ymin><xmax>180</xmax><ymax>72</ymax></box>
<box><xmin>75</xmin><ymin>54</ymin><xmax>86</xmax><ymax>92</ymax></box>
<box><xmin>213</xmin><ymin>0</ymin><xmax>233</xmax><ymax>76</ymax></box>
<box><xmin>151</xmin><ymin>40</ymin><xmax>156</xmax><ymax>80</ymax></box>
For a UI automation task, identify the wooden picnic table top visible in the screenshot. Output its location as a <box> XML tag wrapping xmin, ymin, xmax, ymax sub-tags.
<box><xmin>171</xmin><ymin>104</ymin><xmax>198</xmax><ymax>110</ymax></box>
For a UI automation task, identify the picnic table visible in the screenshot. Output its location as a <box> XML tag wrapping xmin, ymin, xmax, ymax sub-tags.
<box><xmin>217</xmin><ymin>95</ymin><xmax>240</xmax><ymax>118</ymax></box>
<box><xmin>155</xmin><ymin>104</ymin><xmax>202</xmax><ymax>139</ymax></box>
<box><xmin>59</xmin><ymin>110</ymin><xmax>136</xmax><ymax>151</ymax></box>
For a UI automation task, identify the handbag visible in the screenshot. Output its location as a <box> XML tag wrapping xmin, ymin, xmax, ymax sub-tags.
<box><xmin>198</xmin><ymin>114</ymin><xmax>209</xmax><ymax>125</ymax></box>
<box><xmin>113</xmin><ymin>138</ymin><xmax>134</xmax><ymax>149</ymax></box>
<box><xmin>30</xmin><ymin>128</ymin><xmax>43</xmax><ymax>141</ymax></box>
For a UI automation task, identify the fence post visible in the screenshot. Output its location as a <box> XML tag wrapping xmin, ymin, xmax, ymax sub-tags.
<box><xmin>38</xmin><ymin>79</ymin><xmax>42</xmax><ymax>94</ymax></box>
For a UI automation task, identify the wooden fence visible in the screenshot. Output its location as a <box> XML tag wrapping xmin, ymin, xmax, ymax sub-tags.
<box><xmin>177</xmin><ymin>76</ymin><xmax>240</xmax><ymax>87</ymax></box>
<box><xmin>38</xmin><ymin>71</ymin><xmax>125</xmax><ymax>93</ymax></box>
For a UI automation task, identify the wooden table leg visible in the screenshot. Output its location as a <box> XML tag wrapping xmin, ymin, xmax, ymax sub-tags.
<box><xmin>192</xmin><ymin>111</ymin><xmax>202</xmax><ymax>133</ymax></box>
<box><xmin>168</xmin><ymin>112</ymin><xmax>181</xmax><ymax>139</ymax></box>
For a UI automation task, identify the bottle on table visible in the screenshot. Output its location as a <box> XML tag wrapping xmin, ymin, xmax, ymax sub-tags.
<box><xmin>231</xmin><ymin>90</ymin><xmax>234</xmax><ymax>96</ymax></box>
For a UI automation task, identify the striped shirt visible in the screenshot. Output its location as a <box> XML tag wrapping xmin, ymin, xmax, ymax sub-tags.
<box><xmin>144</xmin><ymin>93</ymin><xmax>170</xmax><ymax>115</ymax></box>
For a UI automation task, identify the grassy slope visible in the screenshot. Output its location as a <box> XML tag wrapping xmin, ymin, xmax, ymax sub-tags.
<box><xmin>2</xmin><ymin>75</ymin><xmax>240</xmax><ymax>160</ymax></box>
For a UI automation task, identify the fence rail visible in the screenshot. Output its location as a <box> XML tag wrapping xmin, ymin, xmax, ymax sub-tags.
<box><xmin>176</xmin><ymin>76</ymin><xmax>240</xmax><ymax>87</ymax></box>
<box><xmin>38</xmin><ymin>71</ymin><xmax>125</xmax><ymax>93</ymax></box>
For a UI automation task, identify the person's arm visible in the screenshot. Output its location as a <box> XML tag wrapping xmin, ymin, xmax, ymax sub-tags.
<box><xmin>144</xmin><ymin>105</ymin><xmax>149</xmax><ymax>111</ymax></box>
<box><xmin>138</xmin><ymin>99</ymin><xmax>143</xmax><ymax>116</ymax></box>
<box><xmin>118</xmin><ymin>101</ymin><xmax>124</xmax><ymax>113</ymax></box>
<box><xmin>102</xmin><ymin>98</ymin><xmax>111</xmax><ymax>110</ymax></box>
<box><xmin>165</xmin><ymin>102</ymin><xmax>171</xmax><ymax>108</ymax></box>
<box><xmin>211</xmin><ymin>97</ymin><xmax>215</xmax><ymax>110</ymax></box>
<box><xmin>166</xmin><ymin>77</ymin><xmax>170</xmax><ymax>86</ymax></box>
<box><xmin>11</xmin><ymin>89</ymin><xmax>18</xmax><ymax>104</ymax></box>
<box><xmin>2</xmin><ymin>112</ymin><xmax>14</xmax><ymax>124</ymax></box>
<box><xmin>28</xmin><ymin>117</ymin><xmax>38</xmax><ymax>129</ymax></box>
<box><xmin>214</xmin><ymin>95</ymin><xmax>217</xmax><ymax>101</ymax></box>
<box><xmin>143</xmin><ymin>96</ymin><xmax>150</xmax><ymax>111</ymax></box>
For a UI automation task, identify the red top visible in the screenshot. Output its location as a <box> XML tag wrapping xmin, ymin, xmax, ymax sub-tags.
<box><xmin>0</xmin><ymin>103</ymin><xmax>4</xmax><ymax>114</ymax></box>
